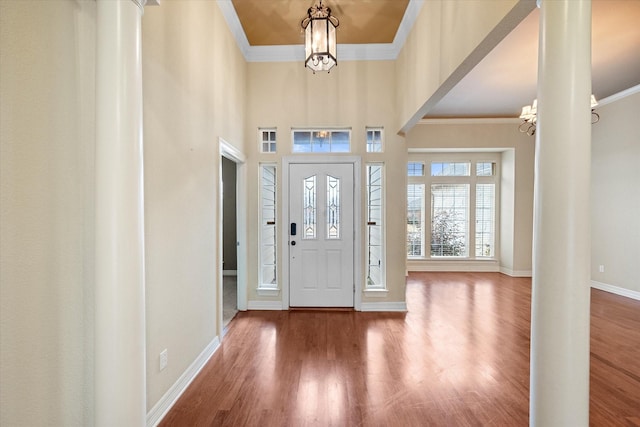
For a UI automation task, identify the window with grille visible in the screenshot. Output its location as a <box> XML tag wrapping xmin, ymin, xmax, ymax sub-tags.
<box><xmin>407</xmin><ymin>184</ymin><xmax>425</xmax><ymax>257</ymax></box>
<box><xmin>407</xmin><ymin>155</ymin><xmax>498</xmax><ymax>259</ymax></box>
<box><xmin>259</xmin><ymin>129</ymin><xmax>277</xmax><ymax>153</ymax></box>
<box><xmin>407</xmin><ymin>162</ymin><xmax>425</xmax><ymax>177</ymax></box>
<box><xmin>292</xmin><ymin>129</ymin><xmax>350</xmax><ymax>153</ymax></box>
<box><xmin>366</xmin><ymin>128</ymin><xmax>383</xmax><ymax>153</ymax></box>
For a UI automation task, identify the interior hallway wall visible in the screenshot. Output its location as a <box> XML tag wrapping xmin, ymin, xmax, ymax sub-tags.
<box><xmin>142</xmin><ymin>0</ymin><xmax>246</xmax><ymax>412</ymax></box>
<box><xmin>0</xmin><ymin>1</ymin><xmax>96</xmax><ymax>425</ymax></box>
<box><xmin>591</xmin><ymin>90</ymin><xmax>640</xmax><ymax>294</ymax></box>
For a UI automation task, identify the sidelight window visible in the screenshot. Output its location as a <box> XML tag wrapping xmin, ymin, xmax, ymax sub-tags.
<box><xmin>259</xmin><ymin>165</ymin><xmax>277</xmax><ymax>288</ymax></box>
<box><xmin>366</xmin><ymin>164</ymin><xmax>385</xmax><ymax>288</ymax></box>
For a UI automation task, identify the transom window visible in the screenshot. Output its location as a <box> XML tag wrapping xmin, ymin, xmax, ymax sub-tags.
<box><xmin>366</xmin><ymin>128</ymin><xmax>383</xmax><ymax>153</ymax></box>
<box><xmin>259</xmin><ymin>128</ymin><xmax>277</xmax><ymax>153</ymax></box>
<box><xmin>407</xmin><ymin>154</ymin><xmax>499</xmax><ymax>259</ymax></box>
<box><xmin>292</xmin><ymin>129</ymin><xmax>351</xmax><ymax>153</ymax></box>
<box><xmin>407</xmin><ymin>162</ymin><xmax>425</xmax><ymax>177</ymax></box>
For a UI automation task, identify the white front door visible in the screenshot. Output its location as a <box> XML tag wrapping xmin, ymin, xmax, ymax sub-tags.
<box><xmin>289</xmin><ymin>163</ymin><xmax>354</xmax><ymax>307</ymax></box>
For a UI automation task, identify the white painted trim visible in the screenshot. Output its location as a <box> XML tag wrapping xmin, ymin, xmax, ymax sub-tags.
<box><xmin>418</xmin><ymin>118</ymin><xmax>521</xmax><ymax>125</ymax></box>
<box><xmin>282</xmin><ymin>156</ymin><xmax>363</xmax><ymax>311</ymax></box>
<box><xmin>408</xmin><ymin>147</ymin><xmax>511</xmax><ymax>154</ymax></box>
<box><xmin>219</xmin><ymin>138</ymin><xmax>248</xmax><ymax>340</ymax></box>
<box><xmin>217</xmin><ymin>0</ymin><xmax>250</xmax><ymax>58</ymax></box>
<box><xmin>360</xmin><ymin>302</ymin><xmax>407</xmax><ymax>312</ymax></box>
<box><xmin>223</xmin><ymin>270</ymin><xmax>237</xmax><ymax>276</ymax></box>
<box><xmin>363</xmin><ymin>288</ymin><xmax>390</xmax><ymax>298</ymax></box>
<box><xmin>218</xmin><ymin>0</ymin><xmax>424</xmax><ymax>63</ymax></box>
<box><xmin>146</xmin><ymin>337</ymin><xmax>220</xmax><ymax>427</ymax></box>
<box><xmin>597</xmin><ymin>84</ymin><xmax>640</xmax><ymax>107</ymax></box>
<box><xmin>408</xmin><ymin>260</ymin><xmax>500</xmax><ymax>272</ymax></box>
<box><xmin>256</xmin><ymin>287</ymin><xmax>281</xmax><ymax>297</ymax></box>
<box><xmin>500</xmin><ymin>267</ymin><xmax>532</xmax><ymax>277</ymax></box>
<box><xmin>591</xmin><ymin>280</ymin><xmax>640</xmax><ymax>301</ymax></box>
<box><xmin>248</xmin><ymin>300</ymin><xmax>284</xmax><ymax>310</ymax></box>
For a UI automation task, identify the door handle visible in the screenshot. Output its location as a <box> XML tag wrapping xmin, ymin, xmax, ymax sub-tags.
<box><xmin>291</xmin><ymin>241</ymin><xmax>296</xmax><ymax>246</ymax></box>
<box><xmin>290</xmin><ymin>223</ymin><xmax>297</xmax><ymax>236</ymax></box>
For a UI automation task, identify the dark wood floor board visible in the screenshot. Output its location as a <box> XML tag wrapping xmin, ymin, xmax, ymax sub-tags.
<box><xmin>159</xmin><ymin>272</ymin><xmax>640</xmax><ymax>426</ymax></box>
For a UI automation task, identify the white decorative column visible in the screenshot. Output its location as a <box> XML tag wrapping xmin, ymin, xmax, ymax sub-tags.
<box><xmin>530</xmin><ymin>0</ymin><xmax>592</xmax><ymax>426</ymax></box>
<box><xmin>95</xmin><ymin>0</ymin><xmax>146</xmax><ymax>425</ymax></box>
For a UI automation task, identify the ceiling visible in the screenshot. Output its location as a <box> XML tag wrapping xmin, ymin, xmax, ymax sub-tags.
<box><xmin>228</xmin><ymin>0</ymin><xmax>640</xmax><ymax>119</ymax></box>
<box><xmin>231</xmin><ymin>0</ymin><xmax>409</xmax><ymax>45</ymax></box>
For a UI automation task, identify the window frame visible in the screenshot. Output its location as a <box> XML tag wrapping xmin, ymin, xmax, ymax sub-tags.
<box><xmin>291</xmin><ymin>128</ymin><xmax>352</xmax><ymax>153</ymax></box>
<box><xmin>365</xmin><ymin>163</ymin><xmax>386</xmax><ymax>289</ymax></box>
<box><xmin>258</xmin><ymin>163</ymin><xmax>278</xmax><ymax>292</ymax></box>
<box><xmin>407</xmin><ymin>152</ymin><xmax>500</xmax><ymax>261</ymax></box>
<box><xmin>258</xmin><ymin>128</ymin><xmax>277</xmax><ymax>154</ymax></box>
<box><xmin>366</xmin><ymin>127</ymin><xmax>384</xmax><ymax>153</ymax></box>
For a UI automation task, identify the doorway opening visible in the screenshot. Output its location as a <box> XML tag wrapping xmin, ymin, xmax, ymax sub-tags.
<box><xmin>218</xmin><ymin>139</ymin><xmax>247</xmax><ymax>337</ymax></box>
<box><xmin>222</xmin><ymin>156</ymin><xmax>238</xmax><ymax>327</ymax></box>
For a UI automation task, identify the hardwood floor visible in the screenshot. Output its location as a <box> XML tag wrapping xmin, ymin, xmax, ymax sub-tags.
<box><xmin>160</xmin><ymin>272</ymin><xmax>640</xmax><ymax>426</ymax></box>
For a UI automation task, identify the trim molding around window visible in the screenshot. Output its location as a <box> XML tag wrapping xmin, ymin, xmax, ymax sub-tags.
<box><xmin>291</xmin><ymin>128</ymin><xmax>352</xmax><ymax>153</ymax></box>
<box><xmin>407</xmin><ymin>152</ymin><xmax>501</xmax><ymax>264</ymax></box>
<box><xmin>258</xmin><ymin>163</ymin><xmax>278</xmax><ymax>293</ymax></box>
<box><xmin>365</xmin><ymin>163</ymin><xmax>385</xmax><ymax>290</ymax></box>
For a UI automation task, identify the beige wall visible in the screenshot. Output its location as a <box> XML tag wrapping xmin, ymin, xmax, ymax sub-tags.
<box><xmin>396</xmin><ymin>0</ymin><xmax>528</xmax><ymax>131</ymax></box>
<box><xmin>591</xmin><ymin>91</ymin><xmax>640</xmax><ymax>293</ymax></box>
<box><xmin>246</xmin><ymin>61</ymin><xmax>408</xmax><ymax>304</ymax></box>
<box><xmin>0</xmin><ymin>1</ymin><xmax>96</xmax><ymax>425</ymax></box>
<box><xmin>406</xmin><ymin>122</ymin><xmax>535</xmax><ymax>275</ymax></box>
<box><xmin>142</xmin><ymin>0</ymin><xmax>246</xmax><ymax>411</ymax></box>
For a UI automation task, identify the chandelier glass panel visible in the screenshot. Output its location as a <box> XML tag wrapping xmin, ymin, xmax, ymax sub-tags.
<box><xmin>301</xmin><ymin>1</ymin><xmax>339</xmax><ymax>73</ymax></box>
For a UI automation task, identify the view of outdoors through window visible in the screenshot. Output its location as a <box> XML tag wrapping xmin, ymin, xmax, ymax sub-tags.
<box><xmin>407</xmin><ymin>157</ymin><xmax>497</xmax><ymax>259</ymax></box>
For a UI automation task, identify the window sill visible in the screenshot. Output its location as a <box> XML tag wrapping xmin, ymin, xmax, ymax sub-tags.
<box><xmin>364</xmin><ymin>288</ymin><xmax>389</xmax><ymax>298</ymax></box>
<box><xmin>408</xmin><ymin>257</ymin><xmax>497</xmax><ymax>262</ymax></box>
<box><xmin>256</xmin><ymin>287</ymin><xmax>280</xmax><ymax>297</ymax></box>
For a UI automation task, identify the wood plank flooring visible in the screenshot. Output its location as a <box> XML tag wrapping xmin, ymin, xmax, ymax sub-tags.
<box><xmin>160</xmin><ymin>272</ymin><xmax>640</xmax><ymax>426</ymax></box>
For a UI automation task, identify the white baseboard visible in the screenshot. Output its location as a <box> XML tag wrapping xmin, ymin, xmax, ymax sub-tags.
<box><xmin>500</xmin><ymin>267</ymin><xmax>532</xmax><ymax>277</ymax></box>
<box><xmin>223</xmin><ymin>270</ymin><xmax>237</xmax><ymax>276</ymax></box>
<box><xmin>591</xmin><ymin>280</ymin><xmax>640</xmax><ymax>301</ymax></box>
<box><xmin>247</xmin><ymin>300</ymin><xmax>283</xmax><ymax>310</ymax></box>
<box><xmin>408</xmin><ymin>260</ymin><xmax>499</xmax><ymax>273</ymax></box>
<box><xmin>360</xmin><ymin>302</ymin><xmax>407</xmax><ymax>312</ymax></box>
<box><xmin>146</xmin><ymin>337</ymin><xmax>221</xmax><ymax>427</ymax></box>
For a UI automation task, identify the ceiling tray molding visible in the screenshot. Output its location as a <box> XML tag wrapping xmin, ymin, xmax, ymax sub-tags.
<box><xmin>597</xmin><ymin>84</ymin><xmax>640</xmax><ymax>107</ymax></box>
<box><xmin>418</xmin><ymin>118</ymin><xmax>522</xmax><ymax>125</ymax></box>
<box><xmin>218</xmin><ymin>0</ymin><xmax>424</xmax><ymax>63</ymax></box>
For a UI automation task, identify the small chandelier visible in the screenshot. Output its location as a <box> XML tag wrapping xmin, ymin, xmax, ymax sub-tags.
<box><xmin>519</xmin><ymin>95</ymin><xmax>600</xmax><ymax>136</ymax></box>
<box><xmin>301</xmin><ymin>0</ymin><xmax>339</xmax><ymax>73</ymax></box>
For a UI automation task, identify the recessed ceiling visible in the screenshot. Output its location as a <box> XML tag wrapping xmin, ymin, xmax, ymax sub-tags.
<box><xmin>231</xmin><ymin>0</ymin><xmax>409</xmax><ymax>46</ymax></box>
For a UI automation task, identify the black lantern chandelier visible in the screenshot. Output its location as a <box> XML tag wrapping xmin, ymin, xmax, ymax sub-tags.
<box><xmin>301</xmin><ymin>0</ymin><xmax>339</xmax><ymax>73</ymax></box>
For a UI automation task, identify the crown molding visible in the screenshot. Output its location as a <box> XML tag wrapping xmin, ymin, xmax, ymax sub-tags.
<box><xmin>597</xmin><ymin>84</ymin><xmax>640</xmax><ymax>107</ymax></box>
<box><xmin>219</xmin><ymin>0</ymin><xmax>424</xmax><ymax>63</ymax></box>
<box><xmin>418</xmin><ymin>118</ymin><xmax>522</xmax><ymax>125</ymax></box>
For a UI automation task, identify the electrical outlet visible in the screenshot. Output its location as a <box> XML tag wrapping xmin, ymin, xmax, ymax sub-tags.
<box><xmin>160</xmin><ymin>349</ymin><xmax>168</xmax><ymax>371</ymax></box>
<box><xmin>598</xmin><ymin>265</ymin><xmax>605</xmax><ymax>273</ymax></box>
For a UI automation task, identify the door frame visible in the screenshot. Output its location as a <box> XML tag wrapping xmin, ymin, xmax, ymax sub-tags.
<box><xmin>218</xmin><ymin>138</ymin><xmax>247</xmax><ymax>338</ymax></box>
<box><xmin>282</xmin><ymin>155</ymin><xmax>362</xmax><ymax>311</ymax></box>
